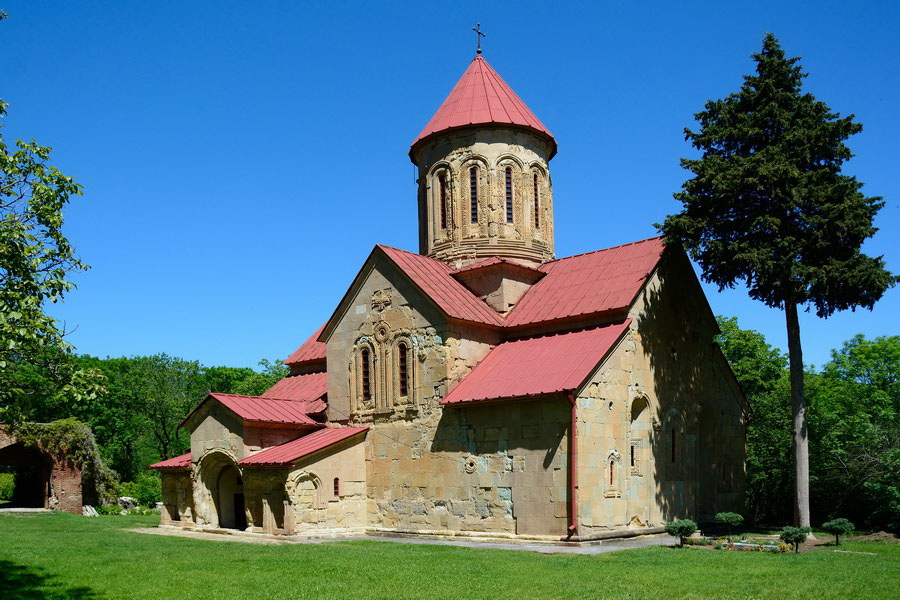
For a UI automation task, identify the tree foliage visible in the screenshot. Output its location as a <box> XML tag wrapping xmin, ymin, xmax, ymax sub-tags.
<box><xmin>0</xmin><ymin>91</ymin><xmax>90</xmax><ymax>422</ymax></box>
<box><xmin>809</xmin><ymin>335</ymin><xmax>900</xmax><ymax>531</ymax></box>
<box><xmin>661</xmin><ymin>33</ymin><xmax>896</xmax><ymax>527</ymax></box>
<box><xmin>661</xmin><ymin>33</ymin><xmax>894</xmax><ymax>317</ymax></box>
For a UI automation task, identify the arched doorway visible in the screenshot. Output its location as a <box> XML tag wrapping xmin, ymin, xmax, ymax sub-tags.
<box><xmin>0</xmin><ymin>443</ymin><xmax>52</xmax><ymax>509</ymax></box>
<box><xmin>215</xmin><ymin>465</ymin><xmax>247</xmax><ymax>530</ymax></box>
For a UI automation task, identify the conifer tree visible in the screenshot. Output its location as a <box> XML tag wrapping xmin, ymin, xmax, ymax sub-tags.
<box><xmin>659</xmin><ymin>34</ymin><xmax>896</xmax><ymax>528</ymax></box>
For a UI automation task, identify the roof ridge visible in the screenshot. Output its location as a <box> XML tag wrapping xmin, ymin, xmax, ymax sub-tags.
<box><xmin>545</xmin><ymin>236</ymin><xmax>664</xmax><ymax>265</ymax></box>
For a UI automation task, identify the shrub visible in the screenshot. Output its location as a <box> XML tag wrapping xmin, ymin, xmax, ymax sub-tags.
<box><xmin>715</xmin><ymin>512</ymin><xmax>744</xmax><ymax>541</ymax></box>
<box><xmin>665</xmin><ymin>519</ymin><xmax>698</xmax><ymax>548</ymax></box>
<box><xmin>95</xmin><ymin>504</ymin><xmax>123</xmax><ymax>516</ymax></box>
<box><xmin>780</xmin><ymin>526</ymin><xmax>812</xmax><ymax>553</ymax></box>
<box><xmin>118</xmin><ymin>471</ymin><xmax>161</xmax><ymax>507</ymax></box>
<box><xmin>821</xmin><ymin>518</ymin><xmax>854</xmax><ymax>545</ymax></box>
<box><xmin>0</xmin><ymin>472</ymin><xmax>14</xmax><ymax>500</ymax></box>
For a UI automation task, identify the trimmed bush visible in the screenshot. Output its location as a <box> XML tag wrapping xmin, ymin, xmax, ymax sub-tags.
<box><xmin>715</xmin><ymin>512</ymin><xmax>744</xmax><ymax>541</ymax></box>
<box><xmin>780</xmin><ymin>526</ymin><xmax>812</xmax><ymax>553</ymax></box>
<box><xmin>665</xmin><ymin>519</ymin><xmax>698</xmax><ymax>548</ymax></box>
<box><xmin>821</xmin><ymin>518</ymin><xmax>854</xmax><ymax>545</ymax></box>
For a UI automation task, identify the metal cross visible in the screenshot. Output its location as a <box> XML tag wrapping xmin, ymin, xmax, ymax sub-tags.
<box><xmin>472</xmin><ymin>23</ymin><xmax>486</xmax><ymax>55</ymax></box>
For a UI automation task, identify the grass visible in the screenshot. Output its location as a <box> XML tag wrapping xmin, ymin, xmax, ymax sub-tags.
<box><xmin>1</xmin><ymin>513</ymin><xmax>897</xmax><ymax>599</ymax></box>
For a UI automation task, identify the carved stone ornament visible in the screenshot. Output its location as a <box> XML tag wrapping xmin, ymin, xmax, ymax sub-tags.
<box><xmin>464</xmin><ymin>456</ymin><xmax>478</xmax><ymax>474</ymax></box>
<box><xmin>374</xmin><ymin>321</ymin><xmax>391</xmax><ymax>343</ymax></box>
<box><xmin>371</xmin><ymin>288</ymin><xmax>392</xmax><ymax>312</ymax></box>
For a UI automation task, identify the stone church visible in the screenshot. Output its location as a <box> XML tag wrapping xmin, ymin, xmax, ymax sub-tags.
<box><xmin>150</xmin><ymin>53</ymin><xmax>748</xmax><ymax>541</ymax></box>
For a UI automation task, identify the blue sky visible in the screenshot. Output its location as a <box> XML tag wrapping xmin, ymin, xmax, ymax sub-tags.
<box><xmin>2</xmin><ymin>1</ymin><xmax>897</xmax><ymax>369</ymax></box>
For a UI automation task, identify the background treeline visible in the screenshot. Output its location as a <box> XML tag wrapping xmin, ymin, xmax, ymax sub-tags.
<box><xmin>717</xmin><ymin>317</ymin><xmax>899</xmax><ymax>532</ymax></box>
<box><xmin>5</xmin><ymin>352</ymin><xmax>287</xmax><ymax>482</ymax></box>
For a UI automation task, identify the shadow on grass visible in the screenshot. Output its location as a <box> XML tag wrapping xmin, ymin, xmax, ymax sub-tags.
<box><xmin>0</xmin><ymin>560</ymin><xmax>101</xmax><ymax>599</ymax></box>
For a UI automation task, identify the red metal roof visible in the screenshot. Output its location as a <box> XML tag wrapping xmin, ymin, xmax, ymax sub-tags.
<box><xmin>377</xmin><ymin>245</ymin><xmax>504</xmax><ymax>326</ymax></box>
<box><xmin>147</xmin><ymin>452</ymin><xmax>192</xmax><ymax>470</ymax></box>
<box><xmin>261</xmin><ymin>371</ymin><xmax>327</xmax><ymax>410</ymax></box>
<box><xmin>505</xmin><ymin>237</ymin><xmax>665</xmax><ymax>327</ymax></box>
<box><xmin>410</xmin><ymin>55</ymin><xmax>556</xmax><ymax>159</ymax></box>
<box><xmin>238</xmin><ymin>427</ymin><xmax>368</xmax><ymax>466</ymax></box>
<box><xmin>284</xmin><ymin>323</ymin><xmax>327</xmax><ymax>366</ymax></box>
<box><xmin>197</xmin><ymin>394</ymin><xmax>322</xmax><ymax>427</ymax></box>
<box><xmin>441</xmin><ymin>321</ymin><xmax>631</xmax><ymax>405</ymax></box>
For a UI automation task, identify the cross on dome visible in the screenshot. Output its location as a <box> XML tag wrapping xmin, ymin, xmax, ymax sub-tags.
<box><xmin>472</xmin><ymin>23</ymin><xmax>486</xmax><ymax>55</ymax></box>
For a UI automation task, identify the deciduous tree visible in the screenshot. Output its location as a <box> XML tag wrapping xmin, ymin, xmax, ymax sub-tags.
<box><xmin>660</xmin><ymin>34</ymin><xmax>896</xmax><ymax>528</ymax></box>
<box><xmin>0</xmin><ymin>62</ymin><xmax>90</xmax><ymax>421</ymax></box>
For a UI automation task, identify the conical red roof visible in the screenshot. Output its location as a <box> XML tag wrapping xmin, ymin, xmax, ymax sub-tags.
<box><xmin>410</xmin><ymin>55</ymin><xmax>556</xmax><ymax>160</ymax></box>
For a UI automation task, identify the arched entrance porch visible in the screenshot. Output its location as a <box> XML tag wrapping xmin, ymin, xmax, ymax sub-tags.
<box><xmin>196</xmin><ymin>452</ymin><xmax>248</xmax><ymax>530</ymax></box>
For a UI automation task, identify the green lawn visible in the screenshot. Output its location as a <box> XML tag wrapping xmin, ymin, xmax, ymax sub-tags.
<box><xmin>1</xmin><ymin>513</ymin><xmax>897</xmax><ymax>599</ymax></box>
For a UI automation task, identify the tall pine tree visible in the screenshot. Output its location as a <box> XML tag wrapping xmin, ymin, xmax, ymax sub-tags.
<box><xmin>660</xmin><ymin>34</ymin><xmax>896</xmax><ymax>528</ymax></box>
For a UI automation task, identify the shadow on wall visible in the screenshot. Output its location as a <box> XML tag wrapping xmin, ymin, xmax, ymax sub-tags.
<box><xmin>637</xmin><ymin>252</ymin><xmax>722</xmax><ymax>523</ymax></box>
<box><xmin>0</xmin><ymin>560</ymin><xmax>100</xmax><ymax>599</ymax></box>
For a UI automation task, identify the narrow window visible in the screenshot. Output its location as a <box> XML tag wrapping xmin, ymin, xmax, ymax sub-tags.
<box><xmin>361</xmin><ymin>349</ymin><xmax>371</xmax><ymax>402</ymax></box>
<box><xmin>533</xmin><ymin>173</ymin><xmax>540</xmax><ymax>227</ymax></box>
<box><xmin>333</xmin><ymin>477</ymin><xmax>340</xmax><ymax>497</ymax></box>
<box><xmin>505</xmin><ymin>167</ymin><xmax>513</xmax><ymax>223</ymax></box>
<box><xmin>438</xmin><ymin>173</ymin><xmax>448</xmax><ymax>230</ymax></box>
<box><xmin>630</xmin><ymin>444</ymin><xmax>635</xmax><ymax>468</ymax></box>
<box><xmin>469</xmin><ymin>166</ymin><xmax>479</xmax><ymax>224</ymax></box>
<box><xmin>398</xmin><ymin>342</ymin><xmax>408</xmax><ymax>396</ymax></box>
<box><xmin>609</xmin><ymin>460</ymin><xmax>615</xmax><ymax>486</ymax></box>
<box><xmin>671</xmin><ymin>429</ymin><xmax>677</xmax><ymax>463</ymax></box>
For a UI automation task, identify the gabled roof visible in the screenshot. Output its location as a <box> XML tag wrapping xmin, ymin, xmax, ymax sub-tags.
<box><xmin>410</xmin><ymin>55</ymin><xmax>556</xmax><ymax>160</ymax></box>
<box><xmin>238</xmin><ymin>427</ymin><xmax>368</xmax><ymax>467</ymax></box>
<box><xmin>261</xmin><ymin>371</ymin><xmax>328</xmax><ymax>411</ymax></box>
<box><xmin>450</xmin><ymin>255</ymin><xmax>545</xmax><ymax>278</ymax></box>
<box><xmin>284</xmin><ymin>323</ymin><xmax>327</xmax><ymax>366</ymax></box>
<box><xmin>505</xmin><ymin>237</ymin><xmax>665</xmax><ymax>327</ymax></box>
<box><xmin>181</xmin><ymin>393</ymin><xmax>322</xmax><ymax>428</ymax></box>
<box><xmin>147</xmin><ymin>452</ymin><xmax>192</xmax><ymax>470</ymax></box>
<box><xmin>376</xmin><ymin>245</ymin><xmax>504</xmax><ymax>326</ymax></box>
<box><xmin>442</xmin><ymin>321</ymin><xmax>631</xmax><ymax>406</ymax></box>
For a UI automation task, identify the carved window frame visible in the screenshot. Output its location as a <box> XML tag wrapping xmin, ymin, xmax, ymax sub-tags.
<box><xmin>352</xmin><ymin>340</ymin><xmax>377</xmax><ymax>414</ymax></box>
<box><xmin>604</xmin><ymin>450</ymin><xmax>622</xmax><ymax>498</ymax></box>
<box><xmin>392</xmin><ymin>335</ymin><xmax>415</xmax><ymax>406</ymax></box>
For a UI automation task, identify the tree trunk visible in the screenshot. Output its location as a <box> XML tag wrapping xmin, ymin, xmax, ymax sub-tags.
<box><xmin>785</xmin><ymin>302</ymin><xmax>811</xmax><ymax>528</ymax></box>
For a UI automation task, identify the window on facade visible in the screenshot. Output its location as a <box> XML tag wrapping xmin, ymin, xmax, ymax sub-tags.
<box><xmin>438</xmin><ymin>173</ymin><xmax>448</xmax><ymax>230</ymax></box>
<box><xmin>333</xmin><ymin>477</ymin><xmax>340</xmax><ymax>497</ymax></box>
<box><xmin>671</xmin><ymin>429</ymin><xmax>677</xmax><ymax>463</ymax></box>
<box><xmin>398</xmin><ymin>342</ymin><xmax>408</xmax><ymax>396</ymax></box>
<box><xmin>630</xmin><ymin>444</ymin><xmax>635</xmax><ymax>469</ymax></box>
<box><xmin>469</xmin><ymin>166</ymin><xmax>479</xmax><ymax>223</ymax></box>
<box><xmin>533</xmin><ymin>172</ymin><xmax>540</xmax><ymax>227</ymax></box>
<box><xmin>609</xmin><ymin>460</ymin><xmax>615</xmax><ymax>486</ymax></box>
<box><xmin>361</xmin><ymin>349</ymin><xmax>371</xmax><ymax>403</ymax></box>
<box><xmin>505</xmin><ymin>167</ymin><xmax>513</xmax><ymax>223</ymax></box>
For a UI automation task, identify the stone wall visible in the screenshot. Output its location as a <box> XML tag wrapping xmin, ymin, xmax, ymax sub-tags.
<box><xmin>366</xmin><ymin>399</ymin><xmax>570</xmax><ymax>537</ymax></box>
<box><xmin>287</xmin><ymin>436</ymin><xmax>367</xmax><ymax>532</ymax></box>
